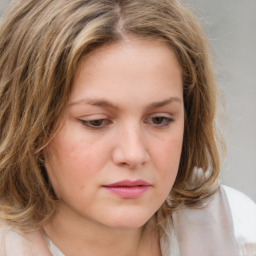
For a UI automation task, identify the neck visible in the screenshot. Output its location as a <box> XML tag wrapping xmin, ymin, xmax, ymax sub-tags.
<box><xmin>43</xmin><ymin>203</ymin><xmax>161</xmax><ymax>256</ymax></box>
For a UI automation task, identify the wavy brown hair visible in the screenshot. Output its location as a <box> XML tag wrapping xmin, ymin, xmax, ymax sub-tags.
<box><xmin>0</xmin><ymin>0</ymin><xmax>221</xmax><ymax>235</ymax></box>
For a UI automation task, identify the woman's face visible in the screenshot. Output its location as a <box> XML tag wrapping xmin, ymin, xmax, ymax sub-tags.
<box><xmin>45</xmin><ymin>38</ymin><xmax>184</xmax><ymax>229</ymax></box>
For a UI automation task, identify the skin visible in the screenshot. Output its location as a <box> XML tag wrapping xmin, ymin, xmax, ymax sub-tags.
<box><xmin>43</xmin><ymin>38</ymin><xmax>184</xmax><ymax>256</ymax></box>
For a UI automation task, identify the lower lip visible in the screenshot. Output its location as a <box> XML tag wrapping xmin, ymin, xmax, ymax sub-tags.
<box><xmin>103</xmin><ymin>186</ymin><xmax>150</xmax><ymax>199</ymax></box>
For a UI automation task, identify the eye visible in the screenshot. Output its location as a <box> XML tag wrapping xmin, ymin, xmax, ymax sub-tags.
<box><xmin>145</xmin><ymin>115</ymin><xmax>174</xmax><ymax>127</ymax></box>
<box><xmin>79</xmin><ymin>119</ymin><xmax>111</xmax><ymax>129</ymax></box>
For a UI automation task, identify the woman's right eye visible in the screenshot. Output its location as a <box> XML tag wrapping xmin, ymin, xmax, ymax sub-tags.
<box><xmin>79</xmin><ymin>119</ymin><xmax>111</xmax><ymax>129</ymax></box>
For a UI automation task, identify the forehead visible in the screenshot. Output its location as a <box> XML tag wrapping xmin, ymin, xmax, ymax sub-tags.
<box><xmin>69</xmin><ymin>38</ymin><xmax>183</xmax><ymax>108</ymax></box>
<box><xmin>76</xmin><ymin>38</ymin><xmax>181</xmax><ymax>76</ymax></box>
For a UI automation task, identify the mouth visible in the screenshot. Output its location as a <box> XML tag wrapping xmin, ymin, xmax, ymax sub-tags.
<box><xmin>102</xmin><ymin>180</ymin><xmax>151</xmax><ymax>199</ymax></box>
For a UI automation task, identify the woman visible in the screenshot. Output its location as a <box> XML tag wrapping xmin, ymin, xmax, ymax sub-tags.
<box><xmin>0</xmin><ymin>0</ymin><xmax>255</xmax><ymax>255</ymax></box>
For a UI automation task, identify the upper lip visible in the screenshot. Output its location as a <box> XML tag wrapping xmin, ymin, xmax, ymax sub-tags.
<box><xmin>104</xmin><ymin>179</ymin><xmax>151</xmax><ymax>187</ymax></box>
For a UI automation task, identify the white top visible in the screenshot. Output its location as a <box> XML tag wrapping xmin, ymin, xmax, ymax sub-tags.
<box><xmin>224</xmin><ymin>185</ymin><xmax>256</xmax><ymax>256</ymax></box>
<box><xmin>224</xmin><ymin>185</ymin><xmax>256</xmax><ymax>243</ymax></box>
<box><xmin>1</xmin><ymin>185</ymin><xmax>256</xmax><ymax>256</ymax></box>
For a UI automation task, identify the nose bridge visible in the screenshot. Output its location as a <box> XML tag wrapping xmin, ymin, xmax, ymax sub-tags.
<box><xmin>112</xmin><ymin>119</ymin><xmax>149</xmax><ymax>168</ymax></box>
<box><xmin>123</xmin><ymin>122</ymin><xmax>144</xmax><ymax>151</ymax></box>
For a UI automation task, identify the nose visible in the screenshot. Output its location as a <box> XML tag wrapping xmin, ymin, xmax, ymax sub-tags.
<box><xmin>112</xmin><ymin>124</ymin><xmax>150</xmax><ymax>169</ymax></box>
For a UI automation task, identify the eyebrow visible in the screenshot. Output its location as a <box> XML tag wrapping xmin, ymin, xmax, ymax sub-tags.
<box><xmin>145</xmin><ymin>97</ymin><xmax>183</xmax><ymax>111</ymax></box>
<box><xmin>69</xmin><ymin>97</ymin><xmax>183</xmax><ymax>110</ymax></box>
<box><xmin>69</xmin><ymin>98</ymin><xmax>120</xmax><ymax>110</ymax></box>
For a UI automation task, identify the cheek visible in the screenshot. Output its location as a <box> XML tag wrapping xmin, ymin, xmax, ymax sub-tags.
<box><xmin>166</xmin><ymin>137</ymin><xmax>183</xmax><ymax>164</ymax></box>
<box><xmin>156</xmin><ymin>134</ymin><xmax>183</xmax><ymax>169</ymax></box>
<box><xmin>49</xmin><ymin>129</ymin><xmax>108</xmax><ymax>170</ymax></box>
<box><xmin>44</xmin><ymin>133</ymin><xmax>109</xmax><ymax>198</ymax></box>
<box><xmin>146</xmin><ymin>135</ymin><xmax>183</xmax><ymax>210</ymax></box>
<box><xmin>151</xmin><ymin>131</ymin><xmax>184</xmax><ymax>191</ymax></box>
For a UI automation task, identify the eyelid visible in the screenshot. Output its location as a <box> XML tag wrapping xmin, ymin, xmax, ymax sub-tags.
<box><xmin>146</xmin><ymin>112</ymin><xmax>174</xmax><ymax>120</ymax></box>
<box><xmin>79</xmin><ymin>114</ymin><xmax>108</xmax><ymax>120</ymax></box>
<box><xmin>148</xmin><ymin>112</ymin><xmax>173</xmax><ymax>117</ymax></box>
<box><xmin>78</xmin><ymin>114</ymin><xmax>112</xmax><ymax>129</ymax></box>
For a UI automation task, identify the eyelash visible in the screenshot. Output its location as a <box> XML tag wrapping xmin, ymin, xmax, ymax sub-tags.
<box><xmin>79</xmin><ymin>115</ymin><xmax>174</xmax><ymax>129</ymax></box>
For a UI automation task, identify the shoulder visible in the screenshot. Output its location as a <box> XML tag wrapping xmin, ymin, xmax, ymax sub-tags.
<box><xmin>171</xmin><ymin>185</ymin><xmax>256</xmax><ymax>255</ymax></box>
<box><xmin>222</xmin><ymin>185</ymin><xmax>256</xmax><ymax>243</ymax></box>
<box><xmin>0</xmin><ymin>223</ymin><xmax>52</xmax><ymax>256</ymax></box>
<box><xmin>0</xmin><ymin>224</ymin><xmax>24</xmax><ymax>255</ymax></box>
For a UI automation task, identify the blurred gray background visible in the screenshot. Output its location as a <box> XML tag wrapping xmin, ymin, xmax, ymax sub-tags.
<box><xmin>187</xmin><ymin>0</ymin><xmax>256</xmax><ymax>202</ymax></box>
<box><xmin>1</xmin><ymin>0</ymin><xmax>255</xmax><ymax>201</ymax></box>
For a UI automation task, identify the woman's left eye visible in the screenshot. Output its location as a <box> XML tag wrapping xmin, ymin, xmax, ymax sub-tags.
<box><xmin>145</xmin><ymin>116</ymin><xmax>174</xmax><ymax>127</ymax></box>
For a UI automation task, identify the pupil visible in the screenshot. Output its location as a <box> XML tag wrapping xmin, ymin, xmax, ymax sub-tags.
<box><xmin>92</xmin><ymin>120</ymin><xmax>103</xmax><ymax>126</ymax></box>
<box><xmin>153</xmin><ymin>117</ymin><xmax>163</xmax><ymax>124</ymax></box>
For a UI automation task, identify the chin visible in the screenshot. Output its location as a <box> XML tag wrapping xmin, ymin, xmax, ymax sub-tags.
<box><xmin>104</xmin><ymin>211</ymin><xmax>155</xmax><ymax>230</ymax></box>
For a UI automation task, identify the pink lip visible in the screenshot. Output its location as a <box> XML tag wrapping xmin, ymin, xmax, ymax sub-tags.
<box><xmin>103</xmin><ymin>180</ymin><xmax>151</xmax><ymax>199</ymax></box>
